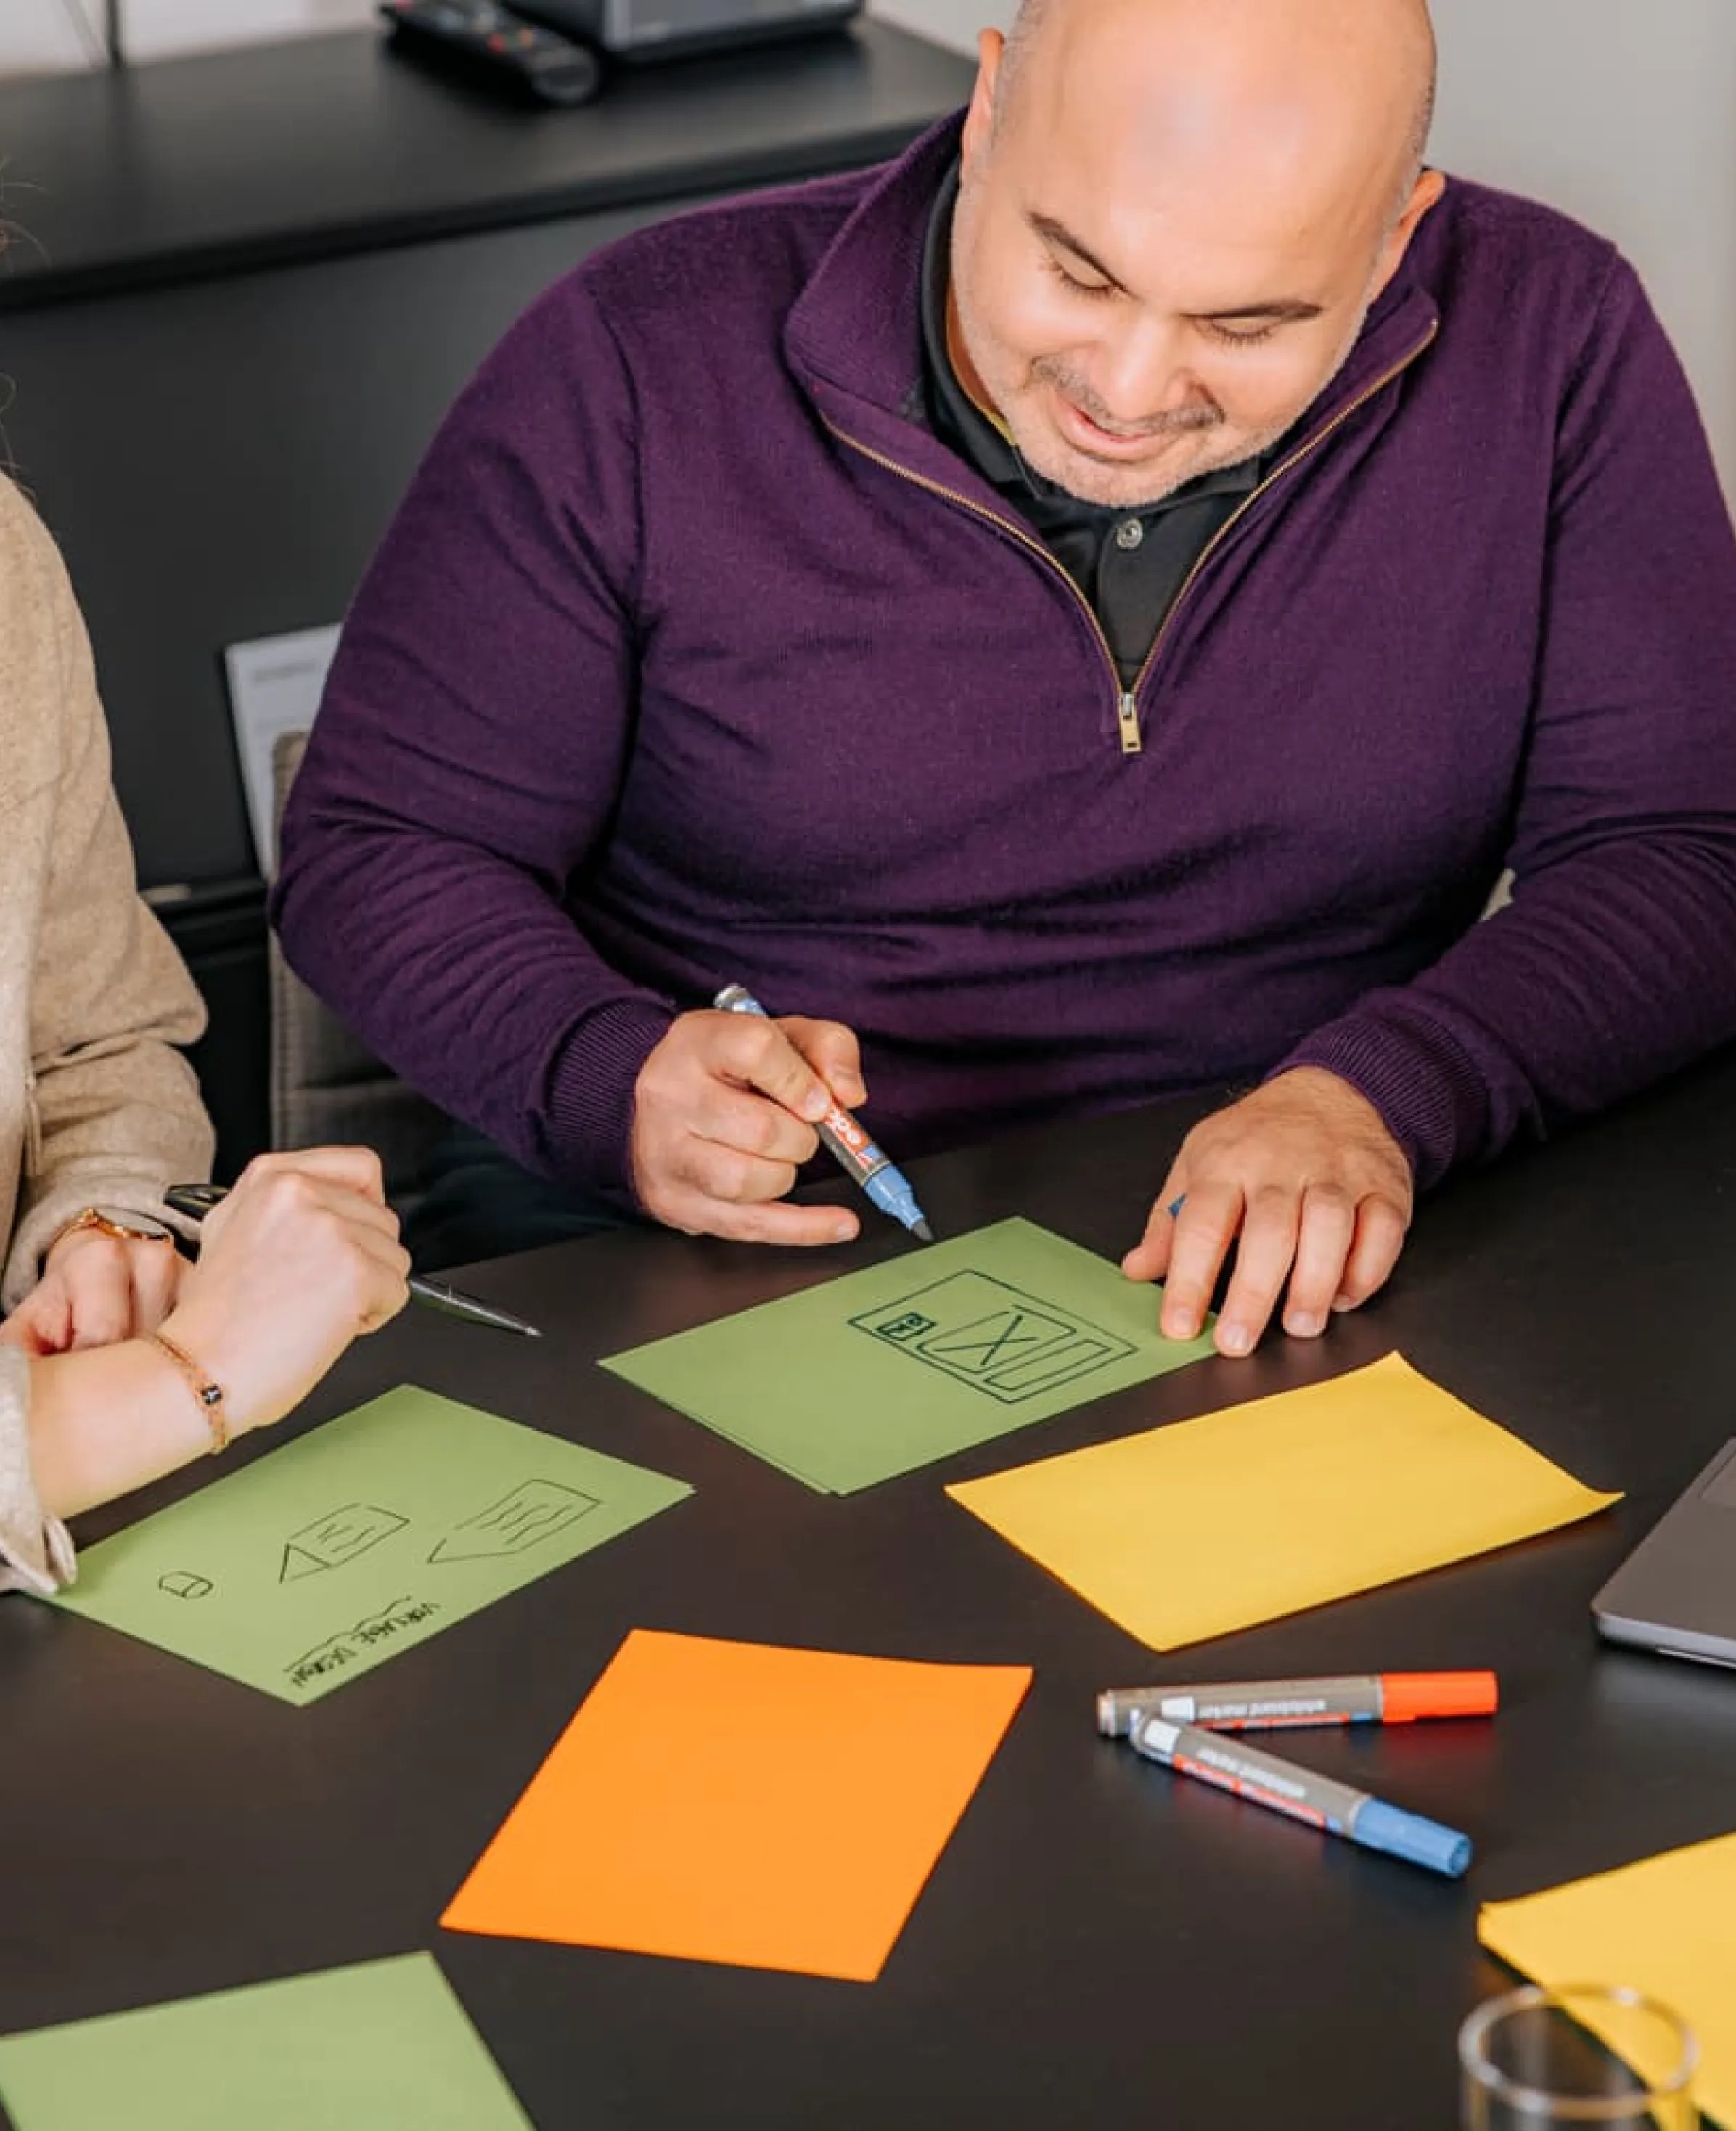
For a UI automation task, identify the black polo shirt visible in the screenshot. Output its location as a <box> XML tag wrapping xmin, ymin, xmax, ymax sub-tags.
<box><xmin>920</xmin><ymin>163</ymin><xmax>1266</xmax><ymax>687</ymax></box>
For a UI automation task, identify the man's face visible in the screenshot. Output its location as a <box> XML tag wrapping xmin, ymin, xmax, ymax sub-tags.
<box><xmin>949</xmin><ymin>36</ymin><xmax>1428</xmax><ymax>510</ymax></box>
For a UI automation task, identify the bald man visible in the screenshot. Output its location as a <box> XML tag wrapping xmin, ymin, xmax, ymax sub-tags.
<box><xmin>277</xmin><ymin>0</ymin><xmax>1736</xmax><ymax>1357</ymax></box>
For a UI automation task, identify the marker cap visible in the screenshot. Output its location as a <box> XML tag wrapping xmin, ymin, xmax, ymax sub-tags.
<box><xmin>1381</xmin><ymin>1670</ymin><xmax>1498</xmax><ymax>1723</ymax></box>
<box><xmin>1352</xmin><ymin>1799</ymin><xmax>1472</xmax><ymax>1878</ymax></box>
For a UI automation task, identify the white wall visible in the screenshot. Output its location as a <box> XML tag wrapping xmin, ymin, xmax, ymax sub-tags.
<box><xmin>0</xmin><ymin>4</ymin><xmax>93</xmax><ymax>73</ymax></box>
<box><xmin>872</xmin><ymin>0</ymin><xmax>1004</xmax><ymax>51</ymax></box>
<box><xmin>877</xmin><ymin>1</ymin><xmax>1736</xmax><ymax>497</ymax></box>
<box><xmin>0</xmin><ymin>0</ymin><xmax>372</xmax><ymax>71</ymax></box>
<box><xmin>126</xmin><ymin>0</ymin><xmax>372</xmax><ymax>61</ymax></box>
<box><xmin>1430</xmin><ymin>1</ymin><xmax>1736</xmax><ymax>500</ymax></box>
<box><xmin>2</xmin><ymin>0</ymin><xmax>1732</xmax><ymax>488</ymax></box>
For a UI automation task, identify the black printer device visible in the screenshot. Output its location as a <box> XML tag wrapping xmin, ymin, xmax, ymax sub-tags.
<box><xmin>507</xmin><ymin>0</ymin><xmax>862</xmax><ymax>64</ymax></box>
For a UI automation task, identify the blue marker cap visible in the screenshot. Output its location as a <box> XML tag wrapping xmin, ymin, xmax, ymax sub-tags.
<box><xmin>1351</xmin><ymin>1798</ymin><xmax>1472</xmax><ymax>1878</ymax></box>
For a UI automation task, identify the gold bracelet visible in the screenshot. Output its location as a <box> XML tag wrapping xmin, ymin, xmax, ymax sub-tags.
<box><xmin>149</xmin><ymin>1330</ymin><xmax>230</xmax><ymax>1456</ymax></box>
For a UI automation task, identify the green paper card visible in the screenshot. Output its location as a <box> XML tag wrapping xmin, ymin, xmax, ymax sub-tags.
<box><xmin>603</xmin><ymin>1217</ymin><xmax>1214</xmax><ymax>1493</ymax></box>
<box><xmin>0</xmin><ymin>1954</ymin><xmax>531</xmax><ymax>2131</ymax></box>
<box><xmin>49</xmin><ymin>1386</ymin><xmax>691</xmax><ymax>1703</ymax></box>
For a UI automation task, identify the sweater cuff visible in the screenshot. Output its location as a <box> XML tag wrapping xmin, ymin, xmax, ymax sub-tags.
<box><xmin>3</xmin><ymin>1173</ymin><xmax>200</xmax><ymax>1314</ymax></box>
<box><xmin>1274</xmin><ymin>1006</ymin><xmax>1494</xmax><ymax>1193</ymax></box>
<box><xmin>0</xmin><ymin>1350</ymin><xmax>75</xmax><ymax>1598</ymax></box>
<box><xmin>540</xmin><ymin>996</ymin><xmax>680</xmax><ymax>1209</ymax></box>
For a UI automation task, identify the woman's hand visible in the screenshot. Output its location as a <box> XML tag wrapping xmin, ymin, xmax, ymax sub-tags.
<box><xmin>157</xmin><ymin>1146</ymin><xmax>412</xmax><ymax>1436</ymax></box>
<box><xmin>1</xmin><ymin>1226</ymin><xmax>186</xmax><ymax>1357</ymax></box>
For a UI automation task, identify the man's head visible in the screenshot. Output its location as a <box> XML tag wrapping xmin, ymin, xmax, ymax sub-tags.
<box><xmin>949</xmin><ymin>0</ymin><xmax>1444</xmax><ymax>509</ymax></box>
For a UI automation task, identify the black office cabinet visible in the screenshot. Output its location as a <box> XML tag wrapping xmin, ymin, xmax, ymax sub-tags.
<box><xmin>0</xmin><ymin>22</ymin><xmax>973</xmax><ymax>1173</ymax></box>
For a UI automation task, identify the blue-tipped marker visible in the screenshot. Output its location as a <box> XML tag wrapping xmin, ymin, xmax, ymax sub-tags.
<box><xmin>713</xmin><ymin>984</ymin><xmax>934</xmax><ymax>1243</ymax></box>
<box><xmin>1128</xmin><ymin>1710</ymin><xmax>1472</xmax><ymax>1879</ymax></box>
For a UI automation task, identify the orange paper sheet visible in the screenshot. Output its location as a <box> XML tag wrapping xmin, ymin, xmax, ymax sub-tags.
<box><xmin>441</xmin><ymin>1629</ymin><xmax>1031</xmax><ymax>1983</ymax></box>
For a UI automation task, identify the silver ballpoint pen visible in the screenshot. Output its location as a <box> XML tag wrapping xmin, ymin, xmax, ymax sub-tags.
<box><xmin>164</xmin><ymin>1183</ymin><xmax>542</xmax><ymax>1338</ymax></box>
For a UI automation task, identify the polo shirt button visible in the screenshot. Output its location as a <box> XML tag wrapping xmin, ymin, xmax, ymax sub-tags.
<box><xmin>1115</xmin><ymin>518</ymin><xmax>1145</xmax><ymax>552</ymax></box>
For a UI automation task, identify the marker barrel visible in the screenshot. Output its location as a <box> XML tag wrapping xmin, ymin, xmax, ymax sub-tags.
<box><xmin>814</xmin><ymin>1106</ymin><xmax>893</xmax><ymax>1193</ymax></box>
<box><xmin>716</xmin><ymin>982</ymin><xmax>897</xmax><ymax>1191</ymax></box>
<box><xmin>1129</xmin><ymin>1712</ymin><xmax>1473</xmax><ymax>1878</ymax></box>
<box><xmin>1099</xmin><ymin>1670</ymin><xmax>1497</xmax><ymax>1737</ymax></box>
<box><xmin>713</xmin><ymin>983</ymin><xmax>931</xmax><ymax>1239</ymax></box>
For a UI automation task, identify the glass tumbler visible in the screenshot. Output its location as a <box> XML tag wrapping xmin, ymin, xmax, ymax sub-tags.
<box><xmin>1460</xmin><ymin>1984</ymin><xmax>1698</xmax><ymax>2129</ymax></box>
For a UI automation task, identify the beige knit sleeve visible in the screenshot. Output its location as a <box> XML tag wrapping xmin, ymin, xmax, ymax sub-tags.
<box><xmin>1</xmin><ymin>486</ymin><xmax>214</xmax><ymax>1309</ymax></box>
<box><xmin>0</xmin><ymin>1349</ymin><xmax>75</xmax><ymax>1596</ymax></box>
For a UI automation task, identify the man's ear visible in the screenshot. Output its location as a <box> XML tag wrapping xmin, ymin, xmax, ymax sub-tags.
<box><xmin>1369</xmin><ymin>167</ymin><xmax>1448</xmax><ymax>303</ymax></box>
<box><xmin>960</xmin><ymin>28</ymin><xmax>1007</xmax><ymax>177</ymax></box>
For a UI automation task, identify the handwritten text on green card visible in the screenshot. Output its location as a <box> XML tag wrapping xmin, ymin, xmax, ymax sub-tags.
<box><xmin>49</xmin><ymin>1387</ymin><xmax>691</xmax><ymax>1703</ymax></box>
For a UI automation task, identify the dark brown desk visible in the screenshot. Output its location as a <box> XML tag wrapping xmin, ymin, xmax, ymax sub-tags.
<box><xmin>5</xmin><ymin>1063</ymin><xmax>1735</xmax><ymax>2128</ymax></box>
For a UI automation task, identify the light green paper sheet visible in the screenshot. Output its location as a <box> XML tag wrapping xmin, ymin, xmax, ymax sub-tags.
<box><xmin>0</xmin><ymin>1953</ymin><xmax>532</xmax><ymax>2131</ymax></box>
<box><xmin>48</xmin><ymin>1386</ymin><xmax>692</xmax><ymax>1704</ymax></box>
<box><xmin>602</xmin><ymin>1218</ymin><xmax>1214</xmax><ymax>1494</ymax></box>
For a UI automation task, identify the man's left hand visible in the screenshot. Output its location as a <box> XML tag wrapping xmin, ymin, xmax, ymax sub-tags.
<box><xmin>1123</xmin><ymin>1068</ymin><xmax>1414</xmax><ymax>1358</ymax></box>
<box><xmin>0</xmin><ymin>1226</ymin><xmax>187</xmax><ymax>1357</ymax></box>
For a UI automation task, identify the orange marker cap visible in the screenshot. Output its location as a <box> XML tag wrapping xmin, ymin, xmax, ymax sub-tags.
<box><xmin>1382</xmin><ymin>1670</ymin><xmax>1499</xmax><ymax>1723</ymax></box>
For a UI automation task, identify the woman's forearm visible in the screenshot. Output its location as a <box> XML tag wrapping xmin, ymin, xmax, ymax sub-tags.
<box><xmin>27</xmin><ymin>1338</ymin><xmax>214</xmax><ymax>1519</ymax></box>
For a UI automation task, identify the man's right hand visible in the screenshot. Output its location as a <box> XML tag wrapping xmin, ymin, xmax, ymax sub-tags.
<box><xmin>156</xmin><ymin>1147</ymin><xmax>411</xmax><ymax>1436</ymax></box>
<box><xmin>630</xmin><ymin>1009</ymin><xmax>867</xmax><ymax>1246</ymax></box>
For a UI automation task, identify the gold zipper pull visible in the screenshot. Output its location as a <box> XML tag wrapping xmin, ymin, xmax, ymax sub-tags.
<box><xmin>1118</xmin><ymin>692</ymin><xmax>1143</xmax><ymax>756</ymax></box>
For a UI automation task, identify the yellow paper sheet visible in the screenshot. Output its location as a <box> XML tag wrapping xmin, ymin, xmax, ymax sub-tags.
<box><xmin>946</xmin><ymin>1352</ymin><xmax>1617</xmax><ymax>1648</ymax></box>
<box><xmin>1479</xmin><ymin>1833</ymin><xmax>1736</xmax><ymax>2127</ymax></box>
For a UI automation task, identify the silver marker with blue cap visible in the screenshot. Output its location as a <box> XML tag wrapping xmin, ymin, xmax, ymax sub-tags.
<box><xmin>713</xmin><ymin>984</ymin><xmax>933</xmax><ymax>1242</ymax></box>
<box><xmin>1128</xmin><ymin>1709</ymin><xmax>1472</xmax><ymax>1878</ymax></box>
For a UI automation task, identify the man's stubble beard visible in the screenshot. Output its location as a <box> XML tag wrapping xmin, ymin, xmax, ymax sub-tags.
<box><xmin>952</xmin><ymin>277</ymin><xmax>1374</xmax><ymax>512</ymax></box>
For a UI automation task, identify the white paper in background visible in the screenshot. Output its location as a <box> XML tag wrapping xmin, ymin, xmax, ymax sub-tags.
<box><xmin>223</xmin><ymin>623</ymin><xmax>341</xmax><ymax>875</ymax></box>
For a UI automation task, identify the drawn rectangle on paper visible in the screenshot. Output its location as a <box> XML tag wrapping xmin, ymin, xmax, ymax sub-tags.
<box><xmin>430</xmin><ymin>1481</ymin><xmax>601</xmax><ymax>1563</ymax></box>
<box><xmin>604</xmin><ymin>1219</ymin><xmax>1215</xmax><ymax>1494</ymax></box>
<box><xmin>853</xmin><ymin>1272</ymin><xmax>1134</xmax><ymax>1404</ymax></box>
<box><xmin>45</xmin><ymin>1388</ymin><xmax>692</xmax><ymax>1705</ymax></box>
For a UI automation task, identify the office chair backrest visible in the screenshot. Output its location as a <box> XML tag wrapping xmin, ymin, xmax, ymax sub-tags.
<box><xmin>266</xmin><ymin>729</ymin><xmax>449</xmax><ymax>1205</ymax></box>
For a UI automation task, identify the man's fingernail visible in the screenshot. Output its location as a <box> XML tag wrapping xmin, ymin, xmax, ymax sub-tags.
<box><xmin>1219</xmin><ymin>1322</ymin><xmax>1253</xmax><ymax>1357</ymax></box>
<box><xmin>1290</xmin><ymin>1311</ymin><xmax>1325</xmax><ymax>1338</ymax></box>
<box><xmin>801</xmin><ymin>1089</ymin><xmax>830</xmax><ymax>1122</ymax></box>
<box><xmin>1163</xmin><ymin>1313</ymin><xmax>1197</xmax><ymax>1341</ymax></box>
<box><xmin>1331</xmin><ymin>1293</ymin><xmax>1356</xmax><ymax>1312</ymax></box>
<box><xmin>831</xmin><ymin>1221</ymin><xmax>855</xmax><ymax>1243</ymax></box>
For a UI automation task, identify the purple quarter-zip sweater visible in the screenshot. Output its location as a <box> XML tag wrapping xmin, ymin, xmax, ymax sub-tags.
<box><xmin>274</xmin><ymin>117</ymin><xmax>1736</xmax><ymax>1205</ymax></box>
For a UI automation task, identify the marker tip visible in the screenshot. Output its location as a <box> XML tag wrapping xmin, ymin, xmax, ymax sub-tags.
<box><xmin>912</xmin><ymin>1219</ymin><xmax>935</xmax><ymax>1243</ymax></box>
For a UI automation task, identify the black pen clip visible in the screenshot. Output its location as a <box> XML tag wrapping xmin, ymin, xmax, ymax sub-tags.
<box><xmin>164</xmin><ymin>1183</ymin><xmax>229</xmax><ymax>1222</ymax></box>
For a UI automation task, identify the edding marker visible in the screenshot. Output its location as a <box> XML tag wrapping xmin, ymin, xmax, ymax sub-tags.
<box><xmin>1129</xmin><ymin>1711</ymin><xmax>1473</xmax><ymax>1878</ymax></box>
<box><xmin>1097</xmin><ymin>1671</ymin><xmax>1497</xmax><ymax>1738</ymax></box>
<box><xmin>713</xmin><ymin>983</ymin><xmax>933</xmax><ymax>1241</ymax></box>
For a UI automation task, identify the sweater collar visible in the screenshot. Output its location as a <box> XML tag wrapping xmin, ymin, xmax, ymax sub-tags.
<box><xmin>785</xmin><ymin>112</ymin><xmax>1442</xmax><ymax>492</ymax></box>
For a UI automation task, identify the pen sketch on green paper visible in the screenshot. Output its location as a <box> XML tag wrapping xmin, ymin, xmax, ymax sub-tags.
<box><xmin>279</xmin><ymin>1503</ymin><xmax>409</xmax><ymax>1581</ymax></box>
<box><xmin>602</xmin><ymin>1218</ymin><xmax>1215</xmax><ymax>1494</ymax></box>
<box><xmin>428</xmin><ymin>1479</ymin><xmax>600</xmax><ymax>1563</ymax></box>
<box><xmin>852</xmin><ymin>1271</ymin><xmax>1136</xmax><ymax>1404</ymax></box>
<box><xmin>158</xmin><ymin>1571</ymin><xmax>213</xmax><ymax>1600</ymax></box>
<box><xmin>47</xmin><ymin>1385</ymin><xmax>695</xmax><ymax>1704</ymax></box>
<box><xmin>286</xmin><ymin>1595</ymin><xmax>444</xmax><ymax>1694</ymax></box>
